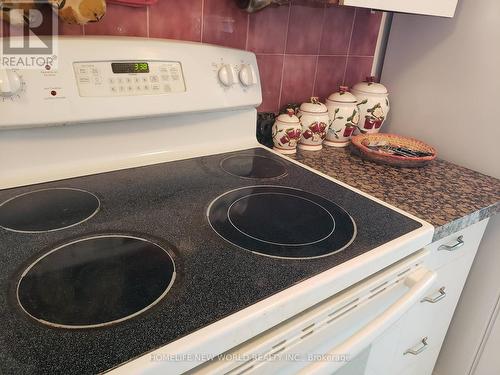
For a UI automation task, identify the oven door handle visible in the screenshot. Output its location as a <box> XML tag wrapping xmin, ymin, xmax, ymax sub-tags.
<box><xmin>299</xmin><ymin>268</ymin><xmax>436</xmax><ymax>375</ymax></box>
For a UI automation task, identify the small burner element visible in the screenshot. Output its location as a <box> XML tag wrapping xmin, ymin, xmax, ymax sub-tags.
<box><xmin>0</xmin><ymin>188</ymin><xmax>100</xmax><ymax>233</ymax></box>
<box><xmin>17</xmin><ymin>235</ymin><xmax>176</xmax><ymax>329</ymax></box>
<box><xmin>208</xmin><ymin>186</ymin><xmax>356</xmax><ymax>259</ymax></box>
<box><xmin>220</xmin><ymin>155</ymin><xmax>287</xmax><ymax>179</ymax></box>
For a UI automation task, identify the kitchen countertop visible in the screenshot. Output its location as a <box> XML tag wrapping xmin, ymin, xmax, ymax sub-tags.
<box><xmin>290</xmin><ymin>147</ymin><xmax>500</xmax><ymax>241</ymax></box>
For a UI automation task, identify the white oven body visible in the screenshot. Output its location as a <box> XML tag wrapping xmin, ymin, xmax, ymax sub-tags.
<box><xmin>0</xmin><ymin>37</ymin><xmax>434</xmax><ymax>375</ymax></box>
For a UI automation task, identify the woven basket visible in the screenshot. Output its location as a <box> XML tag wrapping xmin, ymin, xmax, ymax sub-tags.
<box><xmin>350</xmin><ymin>133</ymin><xmax>437</xmax><ymax>168</ymax></box>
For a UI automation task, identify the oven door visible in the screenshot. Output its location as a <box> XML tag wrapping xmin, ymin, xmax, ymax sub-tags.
<box><xmin>190</xmin><ymin>250</ymin><xmax>435</xmax><ymax>375</ymax></box>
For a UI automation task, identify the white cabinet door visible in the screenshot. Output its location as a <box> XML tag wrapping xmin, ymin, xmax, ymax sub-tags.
<box><xmin>340</xmin><ymin>0</ymin><xmax>459</xmax><ymax>17</ymax></box>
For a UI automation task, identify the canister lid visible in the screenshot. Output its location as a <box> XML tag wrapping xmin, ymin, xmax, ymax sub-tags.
<box><xmin>326</xmin><ymin>86</ymin><xmax>358</xmax><ymax>103</ymax></box>
<box><xmin>352</xmin><ymin>76</ymin><xmax>388</xmax><ymax>95</ymax></box>
<box><xmin>276</xmin><ymin>108</ymin><xmax>300</xmax><ymax>123</ymax></box>
<box><xmin>299</xmin><ymin>97</ymin><xmax>328</xmax><ymax>113</ymax></box>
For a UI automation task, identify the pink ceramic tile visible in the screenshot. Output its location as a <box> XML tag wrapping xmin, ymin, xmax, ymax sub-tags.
<box><xmin>85</xmin><ymin>3</ymin><xmax>147</xmax><ymax>37</ymax></box>
<box><xmin>279</xmin><ymin>55</ymin><xmax>316</xmax><ymax>109</ymax></box>
<box><xmin>256</xmin><ymin>54</ymin><xmax>284</xmax><ymax>113</ymax></box>
<box><xmin>1</xmin><ymin>20</ymin><xmax>10</xmax><ymax>37</ymax></box>
<box><xmin>313</xmin><ymin>56</ymin><xmax>347</xmax><ymax>101</ymax></box>
<box><xmin>149</xmin><ymin>0</ymin><xmax>202</xmax><ymax>42</ymax></box>
<box><xmin>319</xmin><ymin>5</ymin><xmax>355</xmax><ymax>55</ymax></box>
<box><xmin>247</xmin><ymin>5</ymin><xmax>289</xmax><ymax>54</ymax></box>
<box><xmin>59</xmin><ymin>23</ymin><xmax>84</xmax><ymax>36</ymax></box>
<box><xmin>344</xmin><ymin>56</ymin><xmax>373</xmax><ymax>87</ymax></box>
<box><xmin>348</xmin><ymin>8</ymin><xmax>382</xmax><ymax>56</ymax></box>
<box><xmin>285</xmin><ymin>1</ymin><xmax>324</xmax><ymax>55</ymax></box>
<box><xmin>203</xmin><ymin>0</ymin><xmax>248</xmax><ymax>49</ymax></box>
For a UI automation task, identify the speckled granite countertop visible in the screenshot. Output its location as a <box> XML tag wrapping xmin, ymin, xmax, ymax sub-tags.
<box><xmin>290</xmin><ymin>147</ymin><xmax>500</xmax><ymax>241</ymax></box>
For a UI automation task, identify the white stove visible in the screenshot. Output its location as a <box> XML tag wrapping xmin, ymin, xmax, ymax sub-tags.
<box><xmin>0</xmin><ymin>37</ymin><xmax>434</xmax><ymax>374</ymax></box>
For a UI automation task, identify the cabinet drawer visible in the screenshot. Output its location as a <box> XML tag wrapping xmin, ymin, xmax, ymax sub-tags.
<box><xmin>425</xmin><ymin>219</ymin><xmax>489</xmax><ymax>270</ymax></box>
<box><xmin>393</xmin><ymin>248</ymin><xmax>477</xmax><ymax>374</ymax></box>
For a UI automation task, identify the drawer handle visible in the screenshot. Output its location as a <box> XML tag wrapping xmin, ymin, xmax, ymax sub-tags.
<box><xmin>404</xmin><ymin>337</ymin><xmax>429</xmax><ymax>355</ymax></box>
<box><xmin>421</xmin><ymin>287</ymin><xmax>446</xmax><ymax>303</ymax></box>
<box><xmin>438</xmin><ymin>235</ymin><xmax>464</xmax><ymax>251</ymax></box>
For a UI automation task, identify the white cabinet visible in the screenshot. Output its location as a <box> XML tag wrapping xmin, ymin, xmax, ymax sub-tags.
<box><xmin>339</xmin><ymin>0</ymin><xmax>459</xmax><ymax>17</ymax></box>
<box><xmin>365</xmin><ymin>219</ymin><xmax>489</xmax><ymax>375</ymax></box>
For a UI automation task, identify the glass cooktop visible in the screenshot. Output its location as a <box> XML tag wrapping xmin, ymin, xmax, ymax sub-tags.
<box><xmin>0</xmin><ymin>147</ymin><xmax>423</xmax><ymax>374</ymax></box>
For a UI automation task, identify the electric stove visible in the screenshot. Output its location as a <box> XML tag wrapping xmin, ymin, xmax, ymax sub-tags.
<box><xmin>0</xmin><ymin>37</ymin><xmax>433</xmax><ymax>374</ymax></box>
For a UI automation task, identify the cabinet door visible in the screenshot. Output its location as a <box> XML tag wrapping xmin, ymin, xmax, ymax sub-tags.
<box><xmin>340</xmin><ymin>0</ymin><xmax>459</xmax><ymax>17</ymax></box>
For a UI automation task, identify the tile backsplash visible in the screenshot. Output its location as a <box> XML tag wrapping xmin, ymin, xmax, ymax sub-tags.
<box><xmin>1</xmin><ymin>0</ymin><xmax>382</xmax><ymax>113</ymax></box>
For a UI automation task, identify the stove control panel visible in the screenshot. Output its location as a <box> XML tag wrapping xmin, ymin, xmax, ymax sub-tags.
<box><xmin>0</xmin><ymin>37</ymin><xmax>261</xmax><ymax>129</ymax></box>
<box><xmin>73</xmin><ymin>61</ymin><xmax>186</xmax><ymax>97</ymax></box>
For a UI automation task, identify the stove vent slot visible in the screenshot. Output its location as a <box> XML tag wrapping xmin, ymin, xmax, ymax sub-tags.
<box><xmin>327</xmin><ymin>304</ymin><xmax>358</xmax><ymax>324</ymax></box>
<box><xmin>225</xmin><ymin>360</ymin><xmax>255</xmax><ymax>375</ymax></box>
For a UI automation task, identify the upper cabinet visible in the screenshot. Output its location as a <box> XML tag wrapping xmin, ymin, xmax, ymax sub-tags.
<box><xmin>339</xmin><ymin>0</ymin><xmax>459</xmax><ymax>17</ymax></box>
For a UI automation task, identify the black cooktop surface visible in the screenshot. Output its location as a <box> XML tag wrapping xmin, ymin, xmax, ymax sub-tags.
<box><xmin>0</xmin><ymin>147</ymin><xmax>422</xmax><ymax>374</ymax></box>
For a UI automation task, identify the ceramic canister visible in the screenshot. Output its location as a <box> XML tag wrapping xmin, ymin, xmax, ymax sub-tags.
<box><xmin>272</xmin><ymin>108</ymin><xmax>302</xmax><ymax>154</ymax></box>
<box><xmin>325</xmin><ymin>86</ymin><xmax>360</xmax><ymax>147</ymax></box>
<box><xmin>297</xmin><ymin>97</ymin><xmax>329</xmax><ymax>151</ymax></box>
<box><xmin>351</xmin><ymin>76</ymin><xmax>390</xmax><ymax>134</ymax></box>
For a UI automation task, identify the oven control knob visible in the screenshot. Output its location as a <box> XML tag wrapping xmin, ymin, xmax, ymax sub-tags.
<box><xmin>239</xmin><ymin>64</ymin><xmax>256</xmax><ymax>87</ymax></box>
<box><xmin>0</xmin><ymin>69</ymin><xmax>22</xmax><ymax>97</ymax></box>
<box><xmin>218</xmin><ymin>64</ymin><xmax>236</xmax><ymax>87</ymax></box>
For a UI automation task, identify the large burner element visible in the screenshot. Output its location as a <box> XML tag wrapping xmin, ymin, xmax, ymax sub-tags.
<box><xmin>220</xmin><ymin>155</ymin><xmax>287</xmax><ymax>179</ymax></box>
<box><xmin>208</xmin><ymin>186</ymin><xmax>356</xmax><ymax>259</ymax></box>
<box><xmin>17</xmin><ymin>235</ymin><xmax>176</xmax><ymax>329</ymax></box>
<box><xmin>0</xmin><ymin>188</ymin><xmax>100</xmax><ymax>233</ymax></box>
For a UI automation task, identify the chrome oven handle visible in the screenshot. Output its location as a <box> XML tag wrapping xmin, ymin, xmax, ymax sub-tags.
<box><xmin>421</xmin><ymin>287</ymin><xmax>446</xmax><ymax>303</ymax></box>
<box><xmin>438</xmin><ymin>235</ymin><xmax>464</xmax><ymax>251</ymax></box>
<box><xmin>404</xmin><ymin>337</ymin><xmax>429</xmax><ymax>355</ymax></box>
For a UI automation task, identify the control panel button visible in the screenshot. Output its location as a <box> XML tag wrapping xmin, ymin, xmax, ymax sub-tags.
<box><xmin>217</xmin><ymin>64</ymin><xmax>236</xmax><ymax>87</ymax></box>
<box><xmin>239</xmin><ymin>64</ymin><xmax>256</xmax><ymax>87</ymax></box>
<box><xmin>1</xmin><ymin>70</ymin><xmax>24</xmax><ymax>98</ymax></box>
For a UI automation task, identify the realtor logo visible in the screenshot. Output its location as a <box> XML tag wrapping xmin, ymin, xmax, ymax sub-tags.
<box><xmin>0</xmin><ymin>1</ymin><xmax>58</xmax><ymax>69</ymax></box>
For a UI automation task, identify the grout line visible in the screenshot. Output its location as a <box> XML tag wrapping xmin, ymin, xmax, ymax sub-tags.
<box><xmin>253</xmin><ymin>53</ymin><xmax>374</xmax><ymax>58</ymax></box>
<box><xmin>283</xmin><ymin>2</ymin><xmax>291</xmax><ymax>55</ymax></box>
<box><xmin>277</xmin><ymin>3</ymin><xmax>292</xmax><ymax>112</ymax></box>
<box><xmin>343</xmin><ymin>8</ymin><xmax>357</xmax><ymax>84</ymax></box>
<box><xmin>245</xmin><ymin>13</ymin><xmax>250</xmax><ymax>50</ymax></box>
<box><xmin>311</xmin><ymin>2</ymin><xmax>328</xmax><ymax>98</ymax></box>
<box><xmin>200</xmin><ymin>0</ymin><xmax>205</xmax><ymax>43</ymax></box>
<box><xmin>146</xmin><ymin>6</ymin><xmax>150</xmax><ymax>38</ymax></box>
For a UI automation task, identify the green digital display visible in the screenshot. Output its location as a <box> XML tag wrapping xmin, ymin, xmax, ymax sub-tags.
<box><xmin>111</xmin><ymin>62</ymin><xmax>150</xmax><ymax>74</ymax></box>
